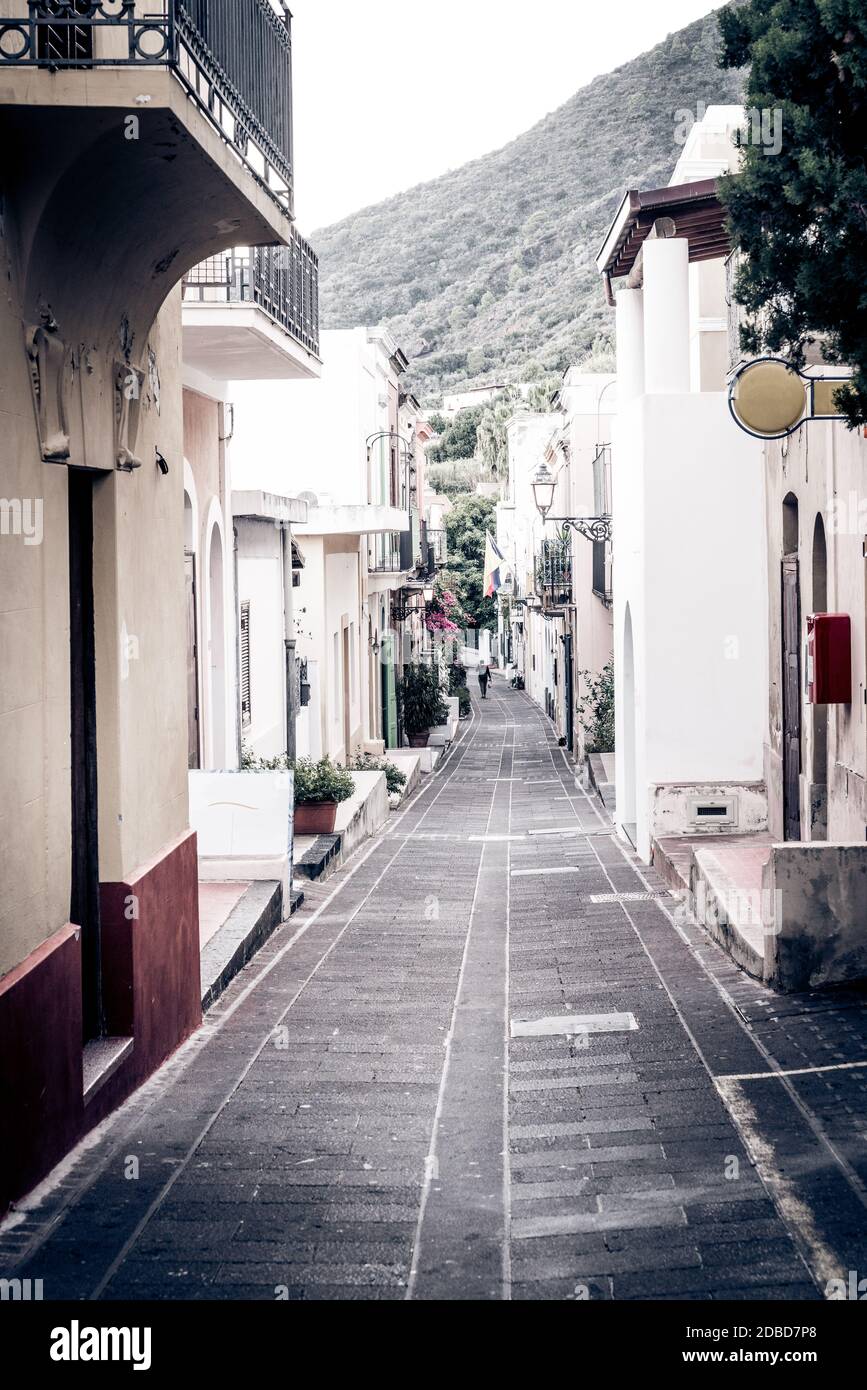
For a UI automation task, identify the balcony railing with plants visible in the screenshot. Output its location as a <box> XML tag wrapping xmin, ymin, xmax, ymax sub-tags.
<box><xmin>183</xmin><ymin>237</ymin><xmax>319</xmax><ymax>356</ymax></box>
<box><xmin>0</xmin><ymin>1</ymin><xmax>294</xmax><ymax>213</ymax></box>
<box><xmin>535</xmin><ymin>539</ymin><xmax>573</xmax><ymax>610</ymax></box>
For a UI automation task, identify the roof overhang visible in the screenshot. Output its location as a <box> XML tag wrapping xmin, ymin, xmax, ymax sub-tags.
<box><xmin>233</xmin><ymin>490</ymin><xmax>309</xmax><ymax>525</ymax></box>
<box><xmin>182</xmin><ymin>304</ymin><xmax>321</xmax><ymax>381</ymax></box>
<box><xmin>595</xmin><ymin>178</ymin><xmax>729</xmax><ymax>284</ymax></box>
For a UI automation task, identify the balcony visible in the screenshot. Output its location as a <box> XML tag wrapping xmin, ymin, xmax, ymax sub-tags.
<box><xmin>369</xmin><ymin>532</ymin><xmax>405</xmax><ymax>576</ymax></box>
<box><xmin>182</xmin><ymin>239</ymin><xmax>320</xmax><ymax>379</ymax></box>
<box><xmin>0</xmin><ymin>1</ymin><xmax>294</xmax><ymax>215</ymax></box>
<box><xmin>535</xmin><ymin>540</ymin><xmax>573</xmax><ymax>611</ymax></box>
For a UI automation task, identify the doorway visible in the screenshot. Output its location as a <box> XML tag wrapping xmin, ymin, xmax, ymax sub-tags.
<box><xmin>207</xmin><ymin>522</ymin><xmax>226</xmax><ymax>769</ymax></box>
<box><xmin>810</xmin><ymin>514</ymin><xmax>828</xmax><ymax>838</ymax></box>
<box><xmin>621</xmin><ymin>604</ymin><xmax>637</xmax><ymax>846</ymax></box>
<box><xmin>68</xmin><ymin>469</ymin><xmax>103</xmax><ymax>1042</ymax></box>
<box><xmin>185</xmin><ymin>552</ymin><xmax>200</xmax><ymax>770</ymax></box>
<box><xmin>342</xmin><ymin>622</ymin><xmax>351</xmax><ymax>764</ymax></box>
<box><xmin>782</xmin><ymin>494</ymin><xmax>802</xmax><ymax>841</ymax></box>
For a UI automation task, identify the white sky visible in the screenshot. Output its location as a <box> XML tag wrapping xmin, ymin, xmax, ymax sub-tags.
<box><xmin>290</xmin><ymin>0</ymin><xmax>722</xmax><ymax>231</ymax></box>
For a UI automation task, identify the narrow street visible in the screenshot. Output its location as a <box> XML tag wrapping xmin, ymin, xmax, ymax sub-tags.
<box><xmin>5</xmin><ymin>685</ymin><xmax>867</xmax><ymax>1302</ymax></box>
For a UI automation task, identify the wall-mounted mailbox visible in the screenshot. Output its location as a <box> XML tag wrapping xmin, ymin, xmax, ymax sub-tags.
<box><xmin>806</xmin><ymin>614</ymin><xmax>851</xmax><ymax>704</ymax></box>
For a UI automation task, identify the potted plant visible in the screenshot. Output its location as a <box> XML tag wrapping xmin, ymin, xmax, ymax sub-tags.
<box><xmin>293</xmin><ymin>756</ymin><xmax>355</xmax><ymax>834</ymax></box>
<box><xmin>398</xmin><ymin>664</ymin><xmax>450</xmax><ymax>748</ymax></box>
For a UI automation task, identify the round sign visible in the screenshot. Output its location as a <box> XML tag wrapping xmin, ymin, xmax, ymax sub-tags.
<box><xmin>729</xmin><ymin>358</ymin><xmax>807</xmax><ymax>439</ymax></box>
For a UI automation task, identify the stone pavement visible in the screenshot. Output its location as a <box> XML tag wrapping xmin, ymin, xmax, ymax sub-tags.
<box><xmin>3</xmin><ymin>683</ymin><xmax>867</xmax><ymax>1300</ymax></box>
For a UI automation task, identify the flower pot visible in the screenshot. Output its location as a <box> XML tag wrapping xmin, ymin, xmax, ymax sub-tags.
<box><xmin>408</xmin><ymin>731</ymin><xmax>430</xmax><ymax>749</ymax></box>
<box><xmin>294</xmin><ymin>801</ymin><xmax>339</xmax><ymax>835</ymax></box>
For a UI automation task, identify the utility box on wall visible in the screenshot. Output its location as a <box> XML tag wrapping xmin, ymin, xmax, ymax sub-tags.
<box><xmin>806</xmin><ymin>614</ymin><xmax>852</xmax><ymax>704</ymax></box>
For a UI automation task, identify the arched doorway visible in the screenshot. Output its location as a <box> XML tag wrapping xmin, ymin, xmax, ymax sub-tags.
<box><xmin>781</xmin><ymin>493</ymin><xmax>802</xmax><ymax>840</ymax></box>
<box><xmin>207</xmin><ymin>519</ymin><xmax>227</xmax><ymax>770</ymax></box>
<box><xmin>810</xmin><ymin>514</ymin><xmax>828</xmax><ymax>838</ymax></box>
<box><xmin>184</xmin><ymin>488</ymin><xmax>200</xmax><ymax>770</ymax></box>
<box><xmin>621</xmin><ymin>604</ymin><xmax>637</xmax><ymax>844</ymax></box>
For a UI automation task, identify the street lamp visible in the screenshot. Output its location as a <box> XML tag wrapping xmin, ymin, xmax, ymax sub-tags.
<box><xmin>531</xmin><ymin>461</ymin><xmax>612</xmax><ymax>545</ymax></box>
<box><xmin>423</xmin><ymin>584</ymin><xmax>435</xmax><ymax>604</ymax></box>
<box><xmin>531</xmin><ymin>461</ymin><xmax>556</xmax><ymax>522</ymax></box>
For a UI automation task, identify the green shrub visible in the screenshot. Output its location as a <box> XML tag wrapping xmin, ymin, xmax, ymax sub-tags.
<box><xmin>577</xmin><ymin>661</ymin><xmax>615</xmax><ymax>754</ymax></box>
<box><xmin>293</xmin><ymin>757</ymin><xmax>355</xmax><ymax>806</ymax></box>
<box><xmin>397</xmin><ymin>664</ymin><xmax>449</xmax><ymax>736</ymax></box>
<box><xmin>351</xmin><ymin>751</ymin><xmax>407</xmax><ymax>798</ymax></box>
<box><xmin>455</xmin><ymin>686</ymin><xmax>471</xmax><ymax>719</ymax></box>
<box><xmin>240</xmin><ymin>742</ymin><xmax>290</xmax><ymax>772</ymax></box>
<box><xmin>447</xmin><ymin>660</ymin><xmax>467</xmax><ymax>696</ymax></box>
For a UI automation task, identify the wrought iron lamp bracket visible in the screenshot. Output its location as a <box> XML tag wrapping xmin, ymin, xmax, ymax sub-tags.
<box><xmin>549</xmin><ymin>517</ymin><xmax>612</xmax><ymax>545</ymax></box>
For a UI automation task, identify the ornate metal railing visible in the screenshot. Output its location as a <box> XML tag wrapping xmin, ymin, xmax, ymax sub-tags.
<box><xmin>536</xmin><ymin>540</ymin><xmax>573</xmax><ymax>610</ymax></box>
<box><xmin>368</xmin><ymin>533</ymin><xmax>403</xmax><ymax>575</ymax></box>
<box><xmin>183</xmin><ymin>236</ymin><xmax>319</xmax><ymax>356</ymax></box>
<box><xmin>0</xmin><ymin>1</ymin><xmax>294</xmax><ymax>213</ymax></box>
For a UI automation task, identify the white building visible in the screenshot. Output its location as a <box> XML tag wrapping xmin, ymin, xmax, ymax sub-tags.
<box><xmin>230</xmin><ymin>327</ymin><xmax>412</xmax><ymax>764</ymax></box>
<box><xmin>596</xmin><ymin>107</ymin><xmax>768</xmax><ymax>861</ymax></box>
<box><xmin>497</xmin><ymin>373</ymin><xmax>615</xmax><ymax>756</ymax></box>
<box><xmin>181</xmin><ymin>240</ymin><xmax>321</xmax><ymax>772</ymax></box>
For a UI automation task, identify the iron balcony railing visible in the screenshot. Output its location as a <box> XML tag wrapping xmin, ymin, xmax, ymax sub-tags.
<box><xmin>535</xmin><ymin>539</ymin><xmax>573</xmax><ymax>610</ymax></box>
<box><xmin>0</xmin><ymin>1</ymin><xmax>294</xmax><ymax>213</ymax></box>
<box><xmin>368</xmin><ymin>532</ymin><xmax>403</xmax><ymax>575</ymax></box>
<box><xmin>183</xmin><ymin>237</ymin><xmax>319</xmax><ymax>356</ymax></box>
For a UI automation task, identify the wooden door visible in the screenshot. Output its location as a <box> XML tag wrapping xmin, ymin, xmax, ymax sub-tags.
<box><xmin>185</xmin><ymin>553</ymin><xmax>201</xmax><ymax>770</ymax></box>
<box><xmin>782</xmin><ymin>555</ymin><xmax>802</xmax><ymax>841</ymax></box>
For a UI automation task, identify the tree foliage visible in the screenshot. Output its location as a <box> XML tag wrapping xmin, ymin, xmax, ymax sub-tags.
<box><xmin>426</xmin><ymin>407</ymin><xmax>483</xmax><ymax>463</ymax></box>
<box><xmin>477</xmin><ymin>381</ymin><xmax>561</xmax><ymax>476</ymax></box>
<box><xmin>441</xmin><ymin>494</ymin><xmax>498</xmax><ymax>631</ymax></box>
<box><xmin>719</xmin><ymin>0</ymin><xmax>867</xmax><ymax>425</ymax></box>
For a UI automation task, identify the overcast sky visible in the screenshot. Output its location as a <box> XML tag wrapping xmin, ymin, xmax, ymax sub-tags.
<box><xmin>290</xmin><ymin>0</ymin><xmax>722</xmax><ymax>231</ymax></box>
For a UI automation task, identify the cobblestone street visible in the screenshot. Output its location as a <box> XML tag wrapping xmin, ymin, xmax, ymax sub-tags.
<box><xmin>5</xmin><ymin>685</ymin><xmax>867</xmax><ymax>1302</ymax></box>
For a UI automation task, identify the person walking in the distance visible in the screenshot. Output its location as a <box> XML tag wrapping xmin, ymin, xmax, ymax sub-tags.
<box><xmin>477</xmin><ymin>660</ymin><xmax>491</xmax><ymax>700</ymax></box>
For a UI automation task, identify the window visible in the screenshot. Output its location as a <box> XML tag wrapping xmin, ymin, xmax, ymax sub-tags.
<box><xmin>240</xmin><ymin>602</ymin><xmax>251</xmax><ymax>728</ymax></box>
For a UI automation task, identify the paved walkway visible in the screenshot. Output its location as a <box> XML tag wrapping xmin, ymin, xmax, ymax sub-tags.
<box><xmin>4</xmin><ymin>685</ymin><xmax>867</xmax><ymax>1300</ymax></box>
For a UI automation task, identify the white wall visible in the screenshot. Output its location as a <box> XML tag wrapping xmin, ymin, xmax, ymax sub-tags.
<box><xmin>236</xmin><ymin>517</ymin><xmax>286</xmax><ymax>761</ymax></box>
<box><xmin>613</xmin><ymin>389</ymin><xmax>767</xmax><ymax>859</ymax></box>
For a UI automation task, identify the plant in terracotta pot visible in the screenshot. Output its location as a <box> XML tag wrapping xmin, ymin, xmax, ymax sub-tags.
<box><xmin>293</xmin><ymin>756</ymin><xmax>355</xmax><ymax>835</ymax></box>
<box><xmin>398</xmin><ymin>664</ymin><xmax>449</xmax><ymax>749</ymax></box>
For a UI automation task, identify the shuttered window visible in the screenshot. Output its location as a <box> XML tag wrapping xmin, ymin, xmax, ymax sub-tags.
<box><xmin>240</xmin><ymin>601</ymin><xmax>251</xmax><ymax>728</ymax></box>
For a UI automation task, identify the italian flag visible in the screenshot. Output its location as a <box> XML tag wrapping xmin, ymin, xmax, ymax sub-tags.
<box><xmin>484</xmin><ymin>532</ymin><xmax>507</xmax><ymax>598</ymax></box>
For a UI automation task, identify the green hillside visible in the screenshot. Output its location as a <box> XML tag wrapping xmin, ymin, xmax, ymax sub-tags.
<box><xmin>312</xmin><ymin>9</ymin><xmax>743</xmax><ymax>402</ymax></box>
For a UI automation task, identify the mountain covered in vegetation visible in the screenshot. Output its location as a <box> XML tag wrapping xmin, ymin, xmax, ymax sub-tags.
<box><xmin>312</xmin><ymin>9</ymin><xmax>743</xmax><ymax>402</ymax></box>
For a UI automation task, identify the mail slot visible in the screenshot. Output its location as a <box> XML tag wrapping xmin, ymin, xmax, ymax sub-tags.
<box><xmin>806</xmin><ymin>613</ymin><xmax>851</xmax><ymax>704</ymax></box>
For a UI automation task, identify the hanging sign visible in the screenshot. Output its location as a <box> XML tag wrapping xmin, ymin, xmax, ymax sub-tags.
<box><xmin>729</xmin><ymin>357</ymin><xmax>850</xmax><ymax>440</ymax></box>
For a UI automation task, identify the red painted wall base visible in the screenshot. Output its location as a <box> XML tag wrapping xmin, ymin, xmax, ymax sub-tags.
<box><xmin>0</xmin><ymin>830</ymin><xmax>201</xmax><ymax>1214</ymax></box>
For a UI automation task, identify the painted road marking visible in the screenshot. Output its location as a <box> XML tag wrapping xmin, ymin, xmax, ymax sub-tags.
<box><xmin>510</xmin><ymin>1012</ymin><xmax>638</xmax><ymax>1039</ymax></box>
<box><xmin>470</xmin><ymin>834</ymin><xmax>526</xmax><ymax>843</ymax></box>
<box><xmin>588</xmin><ymin>892</ymin><xmax>673</xmax><ymax>904</ymax></box>
<box><xmin>718</xmin><ymin>1060</ymin><xmax>867</xmax><ymax>1083</ymax></box>
<box><xmin>511</xmin><ymin>866</ymin><xmax>581</xmax><ymax>878</ymax></box>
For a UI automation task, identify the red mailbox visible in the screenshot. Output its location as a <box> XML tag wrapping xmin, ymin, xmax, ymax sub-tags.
<box><xmin>806</xmin><ymin>614</ymin><xmax>851</xmax><ymax>704</ymax></box>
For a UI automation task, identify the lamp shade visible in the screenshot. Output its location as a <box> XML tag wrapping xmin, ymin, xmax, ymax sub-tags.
<box><xmin>532</xmin><ymin>461</ymin><xmax>556</xmax><ymax>520</ymax></box>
